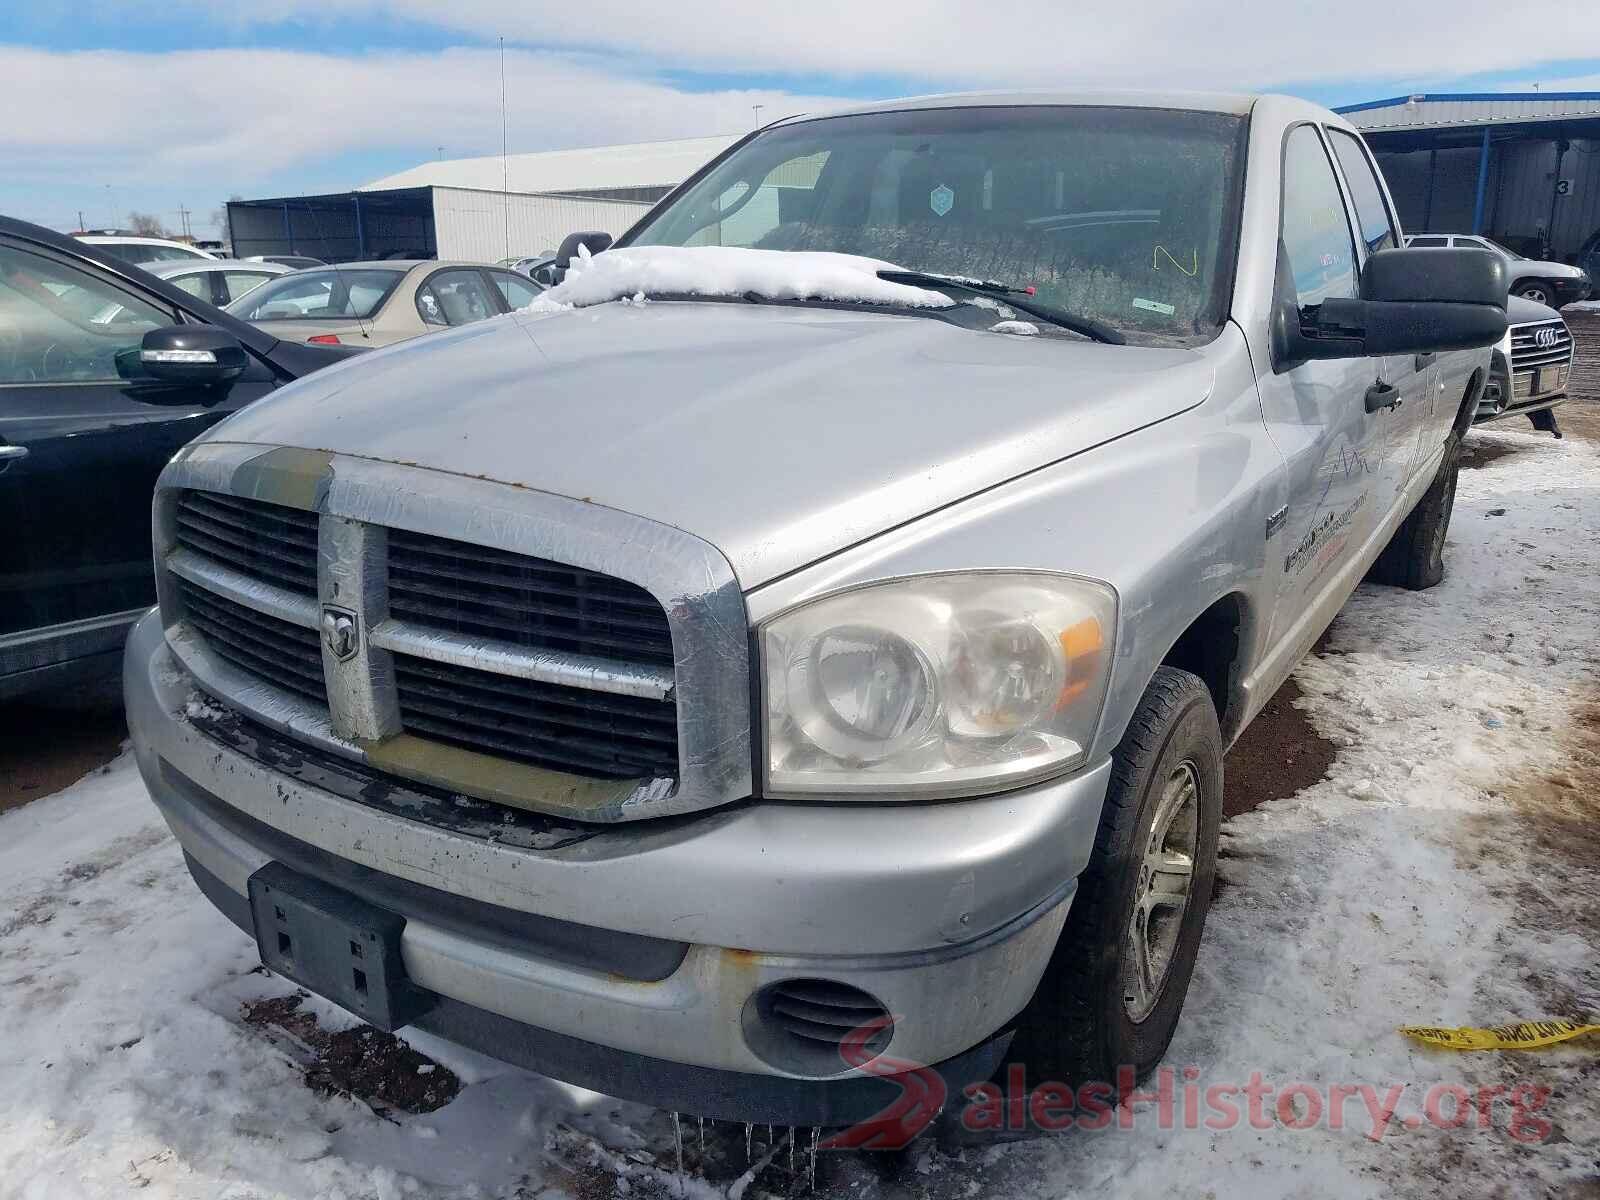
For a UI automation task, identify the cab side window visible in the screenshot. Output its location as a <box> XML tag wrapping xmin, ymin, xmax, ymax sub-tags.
<box><xmin>1280</xmin><ymin>125</ymin><xmax>1358</xmax><ymax>308</ymax></box>
<box><xmin>0</xmin><ymin>243</ymin><xmax>173</xmax><ymax>384</ymax></box>
<box><xmin>1326</xmin><ymin>129</ymin><xmax>1398</xmax><ymax>257</ymax></box>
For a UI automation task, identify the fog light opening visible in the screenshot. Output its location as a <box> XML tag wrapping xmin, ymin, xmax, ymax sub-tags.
<box><xmin>742</xmin><ymin>978</ymin><xmax>894</xmax><ymax>1078</ymax></box>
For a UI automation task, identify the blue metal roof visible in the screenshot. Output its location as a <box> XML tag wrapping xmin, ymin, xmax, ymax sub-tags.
<box><xmin>1331</xmin><ymin>92</ymin><xmax>1600</xmax><ymax>116</ymax></box>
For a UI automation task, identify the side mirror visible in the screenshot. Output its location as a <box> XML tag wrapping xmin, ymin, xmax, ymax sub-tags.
<box><xmin>1273</xmin><ymin>248</ymin><xmax>1508</xmax><ymax>368</ymax></box>
<box><xmin>554</xmin><ymin>230</ymin><xmax>613</xmax><ymax>270</ymax></box>
<box><xmin>137</xmin><ymin>325</ymin><xmax>248</xmax><ymax>388</ymax></box>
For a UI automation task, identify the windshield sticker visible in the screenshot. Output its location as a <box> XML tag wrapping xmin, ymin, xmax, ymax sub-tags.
<box><xmin>1132</xmin><ymin>297</ymin><xmax>1176</xmax><ymax>316</ymax></box>
<box><xmin>930</xmin><ymin>184</ymin><xmax>955</xmax><ymax>217</ymax></box>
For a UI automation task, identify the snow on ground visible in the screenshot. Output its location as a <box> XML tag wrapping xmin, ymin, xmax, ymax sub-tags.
<box><xmin>524</xmin><ymin>245</ymin><xmax>954</xmax><ymax>312</ymax></box>
<box><xmin>1</xmin><ymin>428</ymin><xmax>1596</xmax><ymax>1200</ymax></box>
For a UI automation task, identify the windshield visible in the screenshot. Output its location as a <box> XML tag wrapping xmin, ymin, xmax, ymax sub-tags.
<box><xmin>226</xmin><ymin>268</ymin><xmax>403</xmax><ymax>321</ymax></box>
<box><xmin>1475</xmin><ymin>236</ymin><xmax>1523</xmax><ymax>260</ymax></box>
<box><xmin>626</xmin><ymin>105</ymin><xmax>1246</xmax><ymax>342</ymax></box>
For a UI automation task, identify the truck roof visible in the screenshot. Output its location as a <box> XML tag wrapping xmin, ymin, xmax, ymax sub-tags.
<box><xmin>774</xmin><ymin>89</ymin><xmax>1261</xmax><ymax>124</ymax></box>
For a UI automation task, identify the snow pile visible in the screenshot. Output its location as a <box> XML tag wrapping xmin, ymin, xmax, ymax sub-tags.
<box><xmin>523</xmin><ymin>245</ymin><xmax>955</xmax><ymax>313</ymax></box>
<box><xmin>1</xmin><ymin>429</ymin><xmax>1597</xmax><ymax>1198</ymax></box>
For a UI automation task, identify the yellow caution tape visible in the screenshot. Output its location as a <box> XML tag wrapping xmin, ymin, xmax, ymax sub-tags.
<box><xmin>1400</xmin><ymin>1019</ymin><xmax>1600</xmax><ymax>1051</ymax></box>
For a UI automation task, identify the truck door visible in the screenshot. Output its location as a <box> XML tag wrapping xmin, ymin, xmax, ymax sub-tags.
<box><xmin>1325</xmin><ymin>128</ymin><xmax>1437</xmax><ymax>487</ymax></box>
<box><xmin>1255</xmin><ymin>125</ymin><xmax>1408</xmax><ymax>644</ymax></box>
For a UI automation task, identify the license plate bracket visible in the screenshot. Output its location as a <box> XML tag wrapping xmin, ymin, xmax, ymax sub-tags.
<box><xmin>247</xmin><ymin>862</ymin><xmax>435</xmax><ymax>1032</ymax></box>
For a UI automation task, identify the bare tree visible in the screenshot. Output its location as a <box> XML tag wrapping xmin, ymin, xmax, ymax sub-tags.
<box><xmin>210</xmin><ymin>194</ymin><xmax>243</xmax><ymax>251</ymax></box>
<box><xmin>126</xmin><ymin>211</ymin><xmax>166</xmax><ymax>237</ymax></box>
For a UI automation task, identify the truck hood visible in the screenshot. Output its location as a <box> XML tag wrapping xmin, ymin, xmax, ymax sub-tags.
<box><xmin>207</xmin><ymin>301</ymin><xmax>1214</xmax><ymax>587</ymax></box>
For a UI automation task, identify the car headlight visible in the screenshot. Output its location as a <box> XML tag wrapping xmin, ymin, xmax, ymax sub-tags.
<box><xmin>761</xmin><ymin>573</ymin><xmax>1116</xmax><ymax>798</ymax></box>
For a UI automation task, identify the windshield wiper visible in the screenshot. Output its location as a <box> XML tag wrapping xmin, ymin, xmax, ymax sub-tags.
<box><xmin>876</xmin><ymin>269</ymin><xmax>1125</xmax><ymax>345</ymax></box>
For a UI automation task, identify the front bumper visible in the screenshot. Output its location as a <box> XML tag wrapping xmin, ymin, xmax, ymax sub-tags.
<box><xmin>1476</xmin><ymin>349</ymin><xmax>1569</xmax><ymax>424</ymax></box>
<box><xmin>125</xmin><ymin>611</ymin><xmax>1108</xmax><ymax>1122</ymax></box>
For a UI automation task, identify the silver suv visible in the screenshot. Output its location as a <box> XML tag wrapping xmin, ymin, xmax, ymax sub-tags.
<box><xmin>124</xmin><ymin>92</ymin><xmax>1505</xmax><ymax>1131</ymax></box>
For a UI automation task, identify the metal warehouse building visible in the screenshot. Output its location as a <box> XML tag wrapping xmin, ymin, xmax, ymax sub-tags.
<box><xmin>1338</xmin><ymin>92</ymin><xmax>1600</xmax><ymax>260</ymax></box>
<box><xmin>226</xmin><ymin>134</ymin><xmax>739</xmax><ymax>262</ymax></box>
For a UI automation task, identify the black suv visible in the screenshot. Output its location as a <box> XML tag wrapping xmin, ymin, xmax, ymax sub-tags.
<box><xmin>0</xmin><ymin>216</ymin><xmax>359</xmax><ymax>699</ymax></box>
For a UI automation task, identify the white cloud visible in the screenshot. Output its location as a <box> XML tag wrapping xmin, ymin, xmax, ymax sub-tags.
<box><xmin>0</xmin><ymin>44</ymin><xmax>845</xmax><ymax>191</ymax></box>
<box><xmin>133</xmin><ymin>0</ymin><xmax>1600</xmax><ymax>92</ymax></box>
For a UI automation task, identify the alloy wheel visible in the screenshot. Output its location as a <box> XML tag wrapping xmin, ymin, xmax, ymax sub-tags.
<box><xmin>1123</xmin><ymin>760</ymin><xmax>1200</xmax><ymax>1022</ymax></box>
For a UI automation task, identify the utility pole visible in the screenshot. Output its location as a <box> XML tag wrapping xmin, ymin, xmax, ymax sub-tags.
<box><xmin>752</xmin><ymin>104</ymin><xmax>764</xmax><ymax>128</ymax></box>
<box><xmin>76</xmin><ymin>210</ymin><xmax>85</xmax><ymax>232</ymax></box>
<box><xmin>175</xmin><ymin>205</ymin><xmax>192</xmax><ymax>239</ymax></box>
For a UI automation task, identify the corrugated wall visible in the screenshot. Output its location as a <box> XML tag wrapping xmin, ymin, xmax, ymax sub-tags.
<box><xmin>1490</xmin><ymin>139</ymin><xmax>1600</xmax><ymax>255</ymax></box>
<box><xmin>431</xmin><ymin>188</ymin><xmax>653</xmax><ymax>261</ymax></box>
<box><xmin>1376</xmin><ymin>146</ymin><xmax>1501</xmax><ymax>235</ymax></box>
<box><xmin>227</xmin><ymin>194</ymin><xmax>435</xmax><ymax>259</ymax></box>
<box><xmin>1374</xmin><ymin>139</ymin><xmax>1600</xmax><ymax>256</ymax></box>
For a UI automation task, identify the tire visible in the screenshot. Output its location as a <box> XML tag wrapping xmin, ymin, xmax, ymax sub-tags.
<box><xmin>1516</xmin><ymin>280</ymin><xmax>1553</xmax><ymax>306</ymax></box>
<box><xmin>1367</xmin><ymin>431</ymin><xmax>1462</xmax><ymax>590</ymax></box>
<box><xmin>1007</xmin><ymin>666</ymin><xmax>1223</xmax><ymax>1089</ymax></box>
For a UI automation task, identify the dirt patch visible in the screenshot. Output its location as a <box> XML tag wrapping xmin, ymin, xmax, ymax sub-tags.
<box><xmin>1223</xmin><ymin>677</ymin><xmax>1338</xmax><ymax>819</ymax></box>
<box><xmin>0</xmin><ymin>685</ymin><xmax>127</xmax><ymax>814</ymax></box>
<box><xmin>240</xmin><ymin>991</ymin><xmax>461</xmax><ymax>1115</ymax></box>
<box><xmin>1459</xmin><ymin>697</ymin><xmax>1600</xmax><ymax>1020</ymax></box>
<box><xmin>1460</xmin><ymin>436</ymin><xmax>1524</xmax><ymax>470</ymax></box>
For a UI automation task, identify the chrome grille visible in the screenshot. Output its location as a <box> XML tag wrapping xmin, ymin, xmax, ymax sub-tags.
<box><xmin>387</xmin><ymin>529</ymin><xmax>674</xmax><ymax>667</ymax></box>
<box><xmin>1510</xmin><ymin>319</ymin><xmax>1573</xmax><ymax>371</ymax></box>
<box><xmin>176</xmin><ymin>578</ymin><xmax>325</xmax><ymax>704</ymax></box>
<box><xmin>392</xmin><ymin>654</ymin><xmax>678</xmax><ymax>778</ymax></box>
<box><xmin>156</xmin><ymin>450</ymin><xmax>751</xmax><ymax>823</ymax></box>
<box><xmin>174</xmin><ymin>491</ymin><xmax>318</xmax><ymax>595</ymax></box>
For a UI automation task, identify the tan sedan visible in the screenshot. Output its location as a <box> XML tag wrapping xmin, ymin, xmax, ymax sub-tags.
<box><xmin>224</xmin><ymin>260</ymin><xmax>546</xmax><ymax>348</ymax></box>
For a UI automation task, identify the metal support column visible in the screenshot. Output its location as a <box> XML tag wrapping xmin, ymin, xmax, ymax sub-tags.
<box><xmin>1470</xmin><ymin>127</ymin><xmax>1491</xmax><ymax>234</ymax></box>
<box><xmin>1422</xmin><ymin>142</ymin><xmax>1437</xmax><ymax>230</ymax></box>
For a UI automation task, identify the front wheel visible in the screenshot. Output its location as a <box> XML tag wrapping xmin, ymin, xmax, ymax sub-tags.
<box><xmin>1008</xmin><ymin>666</ymin><xmax>1223</xmax><ymax>1088</ymax></box>
<box><xmin>1516</xmin><ymin>280</ymin><xmax>1553</xmax><ymax>306</ymax></box>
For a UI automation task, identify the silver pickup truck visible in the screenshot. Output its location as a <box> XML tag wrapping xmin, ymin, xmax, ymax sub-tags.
<box><xmin>124</xmin><ymin>91</ymin><xmax>1505</xmax><ymax>1130</ymax></box>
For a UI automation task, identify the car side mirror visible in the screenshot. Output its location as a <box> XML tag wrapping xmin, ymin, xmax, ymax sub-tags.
<box><xmin>554</xmin><ymin>231</ymin><xmax>613</xmax><ymax>271</ymax></box>
<box><xmin>136</xmin><ymin>325</ymin><xmax>248</xmax><ymax>388</ymax></box>
<box><xmin>1273</xmin><ymin>247</ymin><xmax>1508</xmax><ymax>369</ymax></box>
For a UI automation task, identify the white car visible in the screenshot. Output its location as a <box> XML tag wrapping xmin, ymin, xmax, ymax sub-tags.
<box><xmin>82</xmin><ymin>260</ymin><xmax>295</xmax><ymax>326</ymax></box>
<box><xmin>74</xmin><ymin>235</ymin><xmax>218</xmax><ymax>266</ymax></box>
<box><xmin>1404</xmin><ymin>233</ymin><xmax>1591</xmax><ymax>308</ymax></box>
<box><xmin>140</xmin><ymin>259</ymin><xmax>293</xmax><ymax>308</ymax></box>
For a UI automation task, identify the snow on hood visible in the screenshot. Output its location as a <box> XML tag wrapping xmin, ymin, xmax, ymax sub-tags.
<box><xmin>525</xmin><ymin>244</ymin><xmax>956</xmax><ymax>312</ymax></box>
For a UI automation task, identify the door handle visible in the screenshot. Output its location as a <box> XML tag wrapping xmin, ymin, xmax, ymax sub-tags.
<box><xmin>0</xmin><ymin>444</ymin><xmax>29</xmax><ymax>465</ymax></box>
<box><xmin>1414</xmin><ymin>352</ymin><xmax>1436</xmax><ymax>370</ymax></box>
<box><xmin>1364</xmin><ymin>381</ymin><xmax>1401</xmax><ymax>414</ymax></box>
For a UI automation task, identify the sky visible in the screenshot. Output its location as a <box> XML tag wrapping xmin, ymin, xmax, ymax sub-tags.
<box><xmin>4</xmin><ymin>1</ymin><xmax>1600</xmax><ymax>239</ymax></box>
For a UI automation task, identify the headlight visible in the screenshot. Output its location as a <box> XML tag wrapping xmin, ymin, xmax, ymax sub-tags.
<box><xmin>761</xmin><ymin>573</ymin><xmax>1116</xmax><ymax>798</ymax></box>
